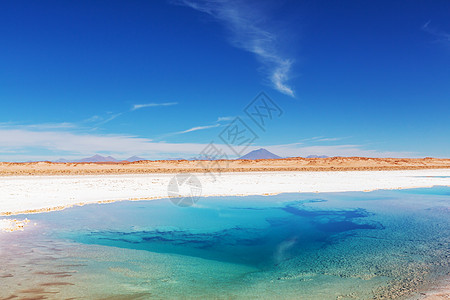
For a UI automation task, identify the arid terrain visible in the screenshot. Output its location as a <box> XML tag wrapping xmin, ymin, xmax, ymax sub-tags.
<box><xmin>1</xmin><ymin>157</ymin><xmax>449</xmax><ymax>176</ymax></box>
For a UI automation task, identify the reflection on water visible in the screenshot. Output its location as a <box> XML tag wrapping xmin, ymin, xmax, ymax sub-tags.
<box><xmin>0</xmin><ymin>187</ymin><xmax>449</xmax><ymax>299</ymax></box>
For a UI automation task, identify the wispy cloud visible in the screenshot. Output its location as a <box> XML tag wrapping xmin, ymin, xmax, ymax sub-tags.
<box><xmin>159</xmin><ymin>115</ymin><xmax>236</xmax><ymax>139</ymax></box>
<box><xmin>216</xmin><ymin>116</ymin><xmax>235</xmax><ymax>122</ymax></box>
<box><xmin>0</xmin><ymin>122</ymin><xmax>77</xmax><ymax>130</ymax></box>
<box><xmin>131</xmin><ymin>102</ymin><xmax>178</xmax><ymax>111</ymax></box>
<box><xmin>422</xmin><ymin>21</ymin><xmax>450</xmax><ymax>44</ymax></box>
<box><xmin>81</xmin><ymin>102</ymin><xmax>178</xmax><ymax>127</ymax></box>
<box><xmin>95</xmin><ymin>113</ymin><xmax>123</xmax><ymax>125</ymax></box>
<box><xmin>156</xmin><ymin>122</ymin><xmax>222</xmax><ymax>140</ymax></box>
<box><xmin>294</xmin><ymin>136</ymin><xmax>342</xmax><ymax>143</ymax></box>
<box><xmin>314</xmin><ymin>137</ymin><xmax>348</xmax><ymax>142</ymax></box>
<box><xmin>0</xmin><ymin>102</ymin><xmax>180</xmax><ymax>144</ymax></box>
<box><xmin>178</xmin><ymin>123</ymin><xmax>221</xmax><ymax>134</ymax></box>
<box><xmin>174</xmin><ymin>0</ymin><xmax>295</xmax><ymax>97</ymax></box>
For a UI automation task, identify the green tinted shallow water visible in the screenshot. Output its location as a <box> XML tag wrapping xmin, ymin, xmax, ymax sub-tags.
<box><xmin>0</xmin><ymin>187</ymin><xmax>449</xmax><ymax>299</ymax></box>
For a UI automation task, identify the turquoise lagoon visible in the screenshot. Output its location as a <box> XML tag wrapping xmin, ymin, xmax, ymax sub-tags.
<box><xmin>0</xmin><ymin>187</ymin><xmax>449</xmax><ymax>299</ymax></box>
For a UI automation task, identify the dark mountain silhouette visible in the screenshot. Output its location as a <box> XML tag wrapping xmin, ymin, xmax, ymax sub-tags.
<box><xmin>239</xmin><ymin>148</ymin><xmax>281</xmax><ymax>160</ymax></box>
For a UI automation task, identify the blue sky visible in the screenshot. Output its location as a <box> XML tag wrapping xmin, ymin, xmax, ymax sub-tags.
<box><xmin>1</xmin><ymin>0</ymin><xmax>449</xmax><ymax>161</ymax></box>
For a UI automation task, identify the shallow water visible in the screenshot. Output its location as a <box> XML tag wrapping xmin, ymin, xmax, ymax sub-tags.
<box><xmin>0</xmin><ymin>187</ymin><xmax>449</xmax><ymax>299</ymax></box>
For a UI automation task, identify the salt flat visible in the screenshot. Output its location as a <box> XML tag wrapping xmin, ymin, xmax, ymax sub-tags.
<box><xmin>1</xmin><ymin>169</ymin><xmax>449</xmax><ymax>298</ymax></box>
<box><xmin>0</xmin><ymin>169</ymin><xmax>449</xmax><ymax>216</ymax></box>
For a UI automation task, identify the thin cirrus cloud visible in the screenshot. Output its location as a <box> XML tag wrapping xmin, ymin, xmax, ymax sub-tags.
<box><xmin>80</xmin><ymin>102</ymin><xmax>178</xmax><ymax>128</ymax></box>
<box><xmin>158</xmin><ymin>115</ymin><xmax>236</xmax><ymax>139</ymax></box>
<box><xmin>178</xmin><ymin>123</ymin><xmax>221</xmax><ymax>134</ymax></box>
<box><xmin>94</xmin><ymin>113</ymin><xmax>123</xmax><ymax>125</ymax></box>
<box><xmin>422</xmin><ymin>21</ymin><xmax>450</xmax><ymax>44</ymax></box>
<box><xmin>0</xmin><ymin>102</ymin><xmax>179</xmax><ymax>137</ymax></box>
<box><xmin>216</xmin><ymin>116</ymin><xmax>235</xmax><ymax>122</ymax></box>
<box><xmin>315</xmin><ymin>137</ymin><xmax>347</xmax><ymax>142</ymax></box>
<box><xmin>155</xmin><ymin>123</ymin><xmax>222</xmax><ymax>140</ymax></box>
<box><xmin>0</xmin><ymin>122</ymin><xmax>77</xmax><ymax>130</ymax></box>
<box><xmin>131</xmin><ymin>102</ymin><xmax>178</xmax><ymax>111</ymax></box>
<box><xmin>174</xmin><ymin>0</ymin><xmax>295</xmax><ymax>97</ymax></box>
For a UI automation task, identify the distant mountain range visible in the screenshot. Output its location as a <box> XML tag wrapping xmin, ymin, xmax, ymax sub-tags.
<box><xmin>239</xmin><ymin>148</ymin><xmax>282</xmax><ymax>160</ymax></box>
<box><xmin>52</xmin><ymin>151</ymin><xmax>329</xmax><ymax>163</ymax></box>
<box><xmin>55</xmin><ymin>154</ymin><xmax>146</xmax><ymax>163</ymax></box>
<box><xmin>237</xmin><ymin>149</ymin><xmax>329</xmax><ymax>160</ymax></box>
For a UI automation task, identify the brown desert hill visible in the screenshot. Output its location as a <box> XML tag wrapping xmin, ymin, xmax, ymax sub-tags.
<box><xmin>0</xmin><ymin>157</ymin><xmax>449</xmax><ymax>176</ymax></box>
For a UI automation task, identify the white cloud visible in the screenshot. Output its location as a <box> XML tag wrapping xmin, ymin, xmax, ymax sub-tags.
<box><xmin>178</xmin><ymin>123</ymin><xmax>221</xmax><ymax>134</ymax></box>
<box><xmin>175</xmin><ymin>0</ymin><xmax>295</xmax><ymax>97</ymax></box>
<box><xmin>315</xmin><ymin>137</ymin><xmax>347</xmax><ymax>142</ymax></box>
<box><xmin>156</xmin><ymin>123</ymin><xmax>222</xmax><ymax>140</ymax></box>
<box><xmin>0</xmin><ymin>127</ymin><xmax>417</xmax><ymax>161</ymax></box>
<box><xmin>0</xmin><ymin>122</ymin><xmax>77</xmax><ymax>130</ymax></box>
<box><xmin>131</xmin><ymin>102</ymin><xmax>178</xmax><ymax>111</ymax></box>
<box><xmin>161</xmin><ymin>115</ymin><xmax>237</xmax><ymax>138</ymax></box>
<box><xmin>216</xmin><ymin>116</ymin><xmax>235</xmax><ymax>122</ymax></box>
<box><xmin>0</xmin><ymin>128</ymin><xmax>208</xmax><ymax>160</ymax></box>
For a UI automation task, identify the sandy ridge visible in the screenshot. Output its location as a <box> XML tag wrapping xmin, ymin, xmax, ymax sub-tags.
<box><xmin>1</xmin><ymin>157</ymin><xmax>450</xmax><ymax>176</ymax></box>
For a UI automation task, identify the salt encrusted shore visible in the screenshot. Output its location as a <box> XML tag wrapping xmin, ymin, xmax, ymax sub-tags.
<box><xmin>0</xmin><ymin>169</ymin><xmax>449</xmax><ymax>216</ymax></box>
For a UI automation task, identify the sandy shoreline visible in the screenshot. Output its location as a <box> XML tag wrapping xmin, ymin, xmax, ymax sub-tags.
<box><xmin>417</xmin><ymin>278</ymin><xmax>450</xmax><ymax>300</ymax></box>
<box><xmin>408</xmin><ymin>274</ymin><xmax>450</xmax><ymax>300</ymax></box>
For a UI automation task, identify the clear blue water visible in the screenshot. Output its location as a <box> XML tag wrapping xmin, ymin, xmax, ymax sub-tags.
<box><xmin>0</xmin><ymin>187</ymin><xmax>449</xmax><ymax>299</ymax></box>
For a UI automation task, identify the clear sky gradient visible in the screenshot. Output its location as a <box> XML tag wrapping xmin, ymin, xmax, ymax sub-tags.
<box><xmin>1</xmin><ymin>0</ymin><xmax>449</xmax><ymax>161</ymax></box>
